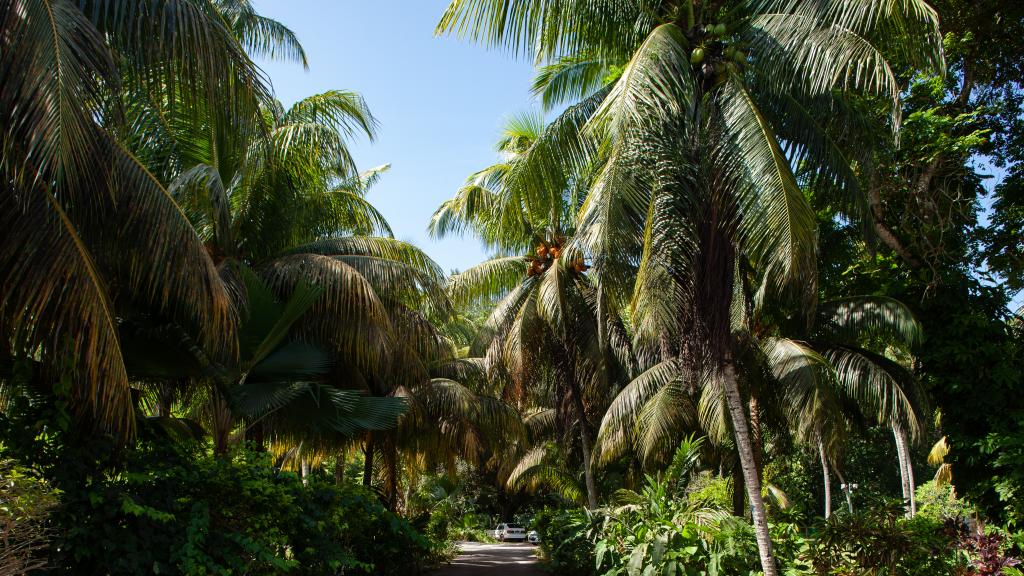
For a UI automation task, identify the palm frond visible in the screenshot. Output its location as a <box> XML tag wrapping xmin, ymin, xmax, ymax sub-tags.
<box><xmin>823</xmin><ymin>345</ymin><xmax>927</xmax><ymax>440</ymax></box>
<box><xmin>816</xmin><ymin>296</ymin><xmax>923</xmax><ymax>349</ymax></box>
<box><xmin>506</xmin><ymin>444</ymin><xmax>585</xmax><ymax>504</ymax></box>
<box><xmin>720</xmin><ymin>79</ymin><xmax>817</xmax><ymax>300</ymax></box>
<box><xmin>448</xmin><ymin>256</ymin><xmax>528</xmax><ymax>306</ymax></box>
<box><xmin>533</xmin><ymin>54</ymin><xmax>613</xmax><ymax>110</ymax></box>
<box><xmin>215</xmin><ymin>0</ymin><xmax>308</xmax><ymax>68</ymax></box>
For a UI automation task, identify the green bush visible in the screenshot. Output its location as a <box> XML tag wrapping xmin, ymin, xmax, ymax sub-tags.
<box><xmin>915</xmin><ymin>480</ymin><xmax>976</xmax><ymax>521</ymax></box>
<box><xmin>6</xmin><ymin>438</ymin><xmax>436</xmax><ymax>574</ymax></box>
<box><xmin>0</xmin><ymin>461</ymin><xmax>57</xmax><ymax>573</ymax></box>
<box><xmin>47</xmin><ymin>444</ymin><xmax>436</xmax><ymax>575</ymax></box>
<box><xmin>533</xmin><ymin>507</ymin><xmax>597</xmax><ymax>576</ymax></box>
<box><xmin>0</xmin><ymin>388</ymin><xmax>442</xmax><ymax>575</ymax></box>
<box><xmin>801</xmin><ymin>498</ymin><xmax>967</xmax><ymax>576</ymax></box>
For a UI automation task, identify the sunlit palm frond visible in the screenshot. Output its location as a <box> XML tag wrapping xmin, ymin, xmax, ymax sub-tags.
<box><xmin>436</xmin><ymin>0</ymin><xmax>647</xmax><ymax>61</ymax></box>
<box><xmin>823</xmin><ymin>345</ymin><xmax>927</xmax><ymax>440</ymax></box>
<box><xmin>720</xmin><ymin>79</ymin><xmax>817</xmax><ymax>302</ymax></box>
<box><xmin>635</xmin><ymin>381</ymin><xmax>698</xmax><ymax>467</ymax></box>
<box><xmin>506</xmin><ymin>443</ymin><xmax>585</xmax><ymax>504</ymax></box>
<box><xmin>532</xmin><ymin>54</ymin><xmax>613</xmax><ymax>110</ymax></box>
<box><xmin>815</xmin><ymin>296</ymin><xmax>923</xmax><ymax>349</ymax></box>
<box><xmin>214</xmin><ymin>0</ymin><xmax>308</xmax><ymax>68</ymax></box>
<box><xmin>448</xmin><ymin>256</ymin><xmax>529</xmax><ymax>307</ymax></box>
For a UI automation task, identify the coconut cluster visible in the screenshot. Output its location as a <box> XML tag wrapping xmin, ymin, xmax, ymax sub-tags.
<box><xmin>526</xmin><ymin>237</ymin><xmax>588</xmax><ymax>276</ymax></box>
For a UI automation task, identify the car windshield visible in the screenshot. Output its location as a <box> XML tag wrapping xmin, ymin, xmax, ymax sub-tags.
<box><xmin>506</xmin><ymin>525</ymin><xmax>523</xmax><ymax>529</ymax></box>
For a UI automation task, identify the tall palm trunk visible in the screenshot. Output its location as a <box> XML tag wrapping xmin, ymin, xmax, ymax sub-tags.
<box><xmin>698</xmin><ymin>216</ymin><xmax>777</xmax><ymax>575</ymax></box>
<box><xmin>568</xmin><ymin>374</ymin><xmax>598</xmax><ymax>509</ymax></box>
<box><xmin>732</xmin><ymin>460</ymin><xmax>745</xmax><ymax>517</ymax></box>
<box><xmin>363</xmin><ymin>433</ymin><xmax>375</xmax><ymax>488</ymax></box>
<box><xmin>722</xmin><ymin>354</ymin><xmax>778</xmax><ymax>576</ymax></box>
<box><xmin>211</xmin><ymin>388</ymin><xmax>234</xmax><ymax>456</ymax></box>
<box><xmin>383</xmin><ymin>443</ymin><xmax>399</xmax><ymax>511</ymax></box>
<box><xmin>578</xmin><ymin>424</ymin><xmax>598</xmax><ymax>510</ymax></box>
<box><xmin>818</xmin><ymin>439</ymin><xmax>832</xmax><ymax>518</ymax></box>
<box><xmin>749</xmin><ymin>391</ymin><xmax>764</xmax><ymax>483</ymax></box>
<box><xmin>893</xmin><ymin>423</ymin><xmax>916</xmax><ymax>517</ymax></box>
<box><xmin>335</xmin><ymin>450</ymin><xmax>345</xmax><ymax>485</ymax></box>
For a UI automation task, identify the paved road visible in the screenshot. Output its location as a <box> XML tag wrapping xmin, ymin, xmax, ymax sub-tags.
<box><xmin>433</xmin><ymin>542</ymin><xmax>544</xmax><ymax>575</ymax></box>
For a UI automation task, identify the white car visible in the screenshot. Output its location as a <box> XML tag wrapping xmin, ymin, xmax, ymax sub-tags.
<box><xmin>527</xmin><ymin>530</ymin><xmax>540</xmax><ymax>545</ymax></box>
<box><xmin>493</xmin><ymin>523</ymin><xmax>527</xmax><ymax>542</ymax></box>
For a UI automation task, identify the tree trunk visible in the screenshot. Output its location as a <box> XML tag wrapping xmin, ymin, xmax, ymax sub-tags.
<box><xmin>335</xmin><ymin>450</ymin><xmax>345</xmax><ymax>485</ymax></box>
<box><xmin>568</xmin><ymin>375</ymin><xmax>598</xmax><ymax>509</ymax></box>
<box><xmin>893</xmin><ymin>424</ymin><xmax>916</xmax><ymax>517</ymax></box>
<box><xmin>384</xmin><ymin>444</ymin><xmax>399</xmax><ymax>511</ymax></box>
<box><xmin>732</xmin><ymin>460</ymin><xmax>745</xmax><ymax>517</ymax></box>
<box><xmin>363</xmin><ymin>434</ymin><xmax>375</xmax><ymax>488</ymax></box>
<box><xmin>722</xmin><ymin>355</ymin><xmax>778</xmax><ymax>576</ymax></box>
<box><xmin>301</xmin><ymin>458</ymin><xmax>310</xmax><ymax>486</ymax></box>
<box><xmin>835</xmin><ymin>466</ymin><xmax>855</xmax><ymax>514</ymax></box>
<box><xmin>818</xmin><ymin>439</ymin><xmax>832</xmax><ymax>519</ymax></box>
<box><xmin>211</xmin><ymin>389</ymin><xmax>233</xmax><ymax>457</ymax></box>
<box><xmin>564</xmin><ymin>350</ymin><xmax>599</xmax><ymax>509</ymax></box>
<box><xmin>155</xmin><ymin>385</ymin><xmax>175</xmax><ymax>417</ymax></box>
<box><xmin>749</xmin><ymin>391</ymin><xmax>764</xmax><ymax>484</ymax></box>
<box><xmin>579</xmin><ymin>426</ymin><xmax>598</xmax><ymax>509</ymax></box>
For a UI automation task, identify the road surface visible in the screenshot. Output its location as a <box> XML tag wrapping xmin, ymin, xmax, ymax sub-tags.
<box><xmin>433</xmin><ymin>542</ymin><xmax>544</xmax><ymax>575</ymax></box>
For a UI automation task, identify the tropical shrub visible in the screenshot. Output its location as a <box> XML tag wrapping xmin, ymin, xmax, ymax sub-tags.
<box><xmin>915</xmin><ymin>480</ymin><xmax>977</xmax><ymax>521</ymax></box>
<box><xmin>0</xmin><ymin>405</ymin><xmax>437</xmax><ymax>576</ymax></box>
<box><xmin>45</xmin><ymin>443</ymin><xmax>436</xmax><ymax>576</ymax></box>
<box><xmin>533</xmin><ymin>507</ymin><xmax>597</xmax><ymax>576</ymax></box>
<box><xmin>0</xmin><ymin>461</ymin><xmax>57</xmax><ymax>574</ymax></box>
<box><xmin>594</xmin><ymin>476</ymin><xmax>725</xmax><ymax>575</ymax></box>
<box><xmin>804</xmin><ymin>498</ymin><xmax>966</xmax><ymax>575</ymax></box>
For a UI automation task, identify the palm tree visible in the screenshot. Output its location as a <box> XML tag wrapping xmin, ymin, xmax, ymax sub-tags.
<box><xmin>430</xmin><ymin>114</ymin><xmax>633</xmax><ymax>508</ymax></box>
<box><xmin>0</xmin><ymin>0</ymin><xmax>287</xmax><ymax>437</ymax></box>
<box><xmin>762</xmin><ymin>296</ymin><xmax>927</xmax><ymax>518</ymax></box>
<box><xmin>437</xmin><ymin>2</ymin><xmax>942</xmax><ymax>572</ymax></box>
<box><xmin>123</xmin><ymin>266</ymin><xmax>407</xmax><ymax>454</ymax></box>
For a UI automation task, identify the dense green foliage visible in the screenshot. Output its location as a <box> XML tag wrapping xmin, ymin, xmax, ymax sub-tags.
<box><xmin>0</xmin><ymin>391</ymin><xmax>440</xmax><ymax>575</ymax></box>
<box><xmin>532</xmin><ymin>483</ymin><xmax>1021</xmax><ymax>575</ymax></box>
<box><xmin>1</xmin><ymin>0</ymin><xmax>1023</xmax><ymax>573</ymax></box>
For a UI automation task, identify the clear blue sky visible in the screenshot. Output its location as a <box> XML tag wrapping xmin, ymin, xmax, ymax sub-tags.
<box><xmin>255</xmin><ymin>0</ymin><xmax>535</xmax><ymax>274</ymax></box>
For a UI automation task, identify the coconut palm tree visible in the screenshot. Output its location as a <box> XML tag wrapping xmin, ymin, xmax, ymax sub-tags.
<box><xmin>437</xmin><ymin>2</ymin><xmax>942</xmax><ymax>572</ymax></box>
<box><xmin>430</xmin><ymin>114</ymin><xmax>633</xmax><ymax>508</ymax></box>
<box><xmin>123</xmin><ymin>265</ymin><xmax>408</xmax><ymax>454</ymax></box>
<box><xmin>598</xmin><ymin>293</ymin><xmax>928</xmax><ymax>520</ymax></box>
<box><xmin>0</xmin><ymin>0</ymin><xmax>290</xmax><ymax>437</ymax></box>
<box><xmin>762</xmin><ymin>296</ymin><xmax>927</xmax><ymax>518</ymax></box>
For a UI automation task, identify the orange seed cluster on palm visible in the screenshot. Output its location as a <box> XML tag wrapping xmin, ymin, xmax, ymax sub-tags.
<box><xmin>525</xmin><ymin>236</ymin><xmax>588</xmax><ymax>276</ymax></box>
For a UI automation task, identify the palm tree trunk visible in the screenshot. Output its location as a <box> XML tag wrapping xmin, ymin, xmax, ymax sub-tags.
<box><xmin>732</xmin><ymin>460</ymin><xmax>745</xmax><ymax>517</ymax></box>
<box><xmin>749</xmin><ymin>391</ymin><xmax>764</xmax><ymax>484</ymax></box>
<box><xmin>818</xmin><ymin>439</ymin><xmax>831</xmax><ymax>518</ymax></box>
<box><xmin>906</xmin><ymin>445</ymin><xmax>917</xmax><ymax>517</ymax></box>
<box><xmin>893</xmin><ymin>424</ymin><xmax>916</xmax><ymax>517</ymax></box>
<box><xmin>579</xmin><ymin>426</ymin><xmax>598</xmax><ymax>509</ymax></box>
<box><xmin>563</xmin><ymin>350</ymin><xmax>598</xmax><ymax>509</ymax></box>
<box><xmin>384</xmin><ymin>443</ymin><xmax>399</xmax><ymax>511</ymax></box>
<box><xmin>722</xmin><ymin>354</ymin><xmax>778</xmax><ymax>576</ymax></box>
<box><xmin>363</xmin><ymin>434</ymin><xmax>375</xmax><ymax>488</ymax></box>
<box><xmin>568</xmin><ymin>376</ymin><xmax>598</xmax><ymax>509</ymax></box>
<box><xmin>211</xmin><ymin>388</ymin><xmax>233</xmax><ymax>457</ymax></box>
<box><xmin>335</xmin><ymin>450</ymin><xmax>345</xmax><ymax>485</ymax></box>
